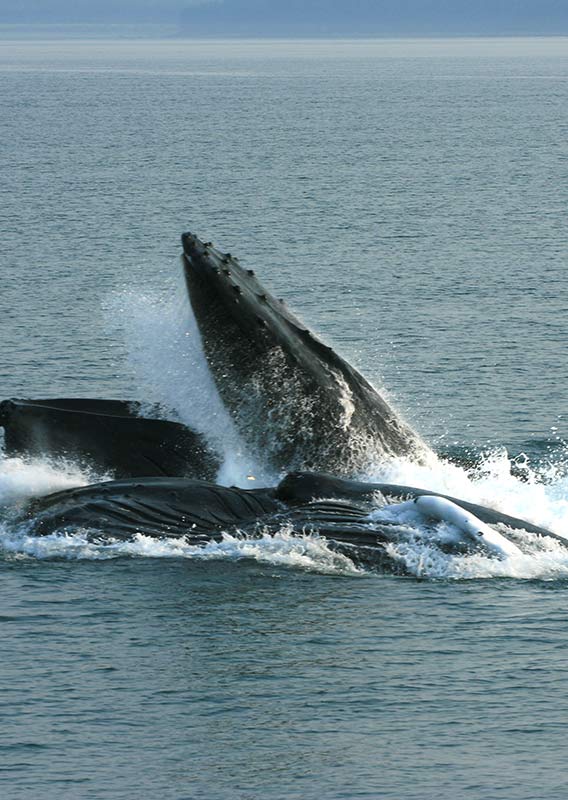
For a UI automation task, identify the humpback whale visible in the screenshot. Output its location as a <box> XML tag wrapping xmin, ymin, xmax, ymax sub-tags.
<box><xmin>1</xmin><ymin>232</ymin><xmax>562</xmax><ymax>569</ymax></box>
<box><xmin>1</xmin><ymin>232</ymin><xmax>430</xmax><ymax>478</ymax></box>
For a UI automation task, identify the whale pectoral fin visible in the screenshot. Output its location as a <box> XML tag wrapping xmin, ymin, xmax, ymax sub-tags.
<box><xmin>413</xmin><ymin>495</ymin><xmax>522</xmax><ymax>559</ymax></box>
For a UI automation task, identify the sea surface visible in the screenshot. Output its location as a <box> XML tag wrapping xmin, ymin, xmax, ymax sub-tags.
<box><xmin>1</xmin><ymin>37</ymin><xmax>568</xmax><ymax>799</ymax></box>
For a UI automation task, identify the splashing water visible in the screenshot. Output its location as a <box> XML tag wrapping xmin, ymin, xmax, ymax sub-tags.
<box><xmin>363</xmin><ymin>447</ymin><xmax>568</xmax><ymax>537</ymax></box>
<box><xmin>366</xmin><ymin>492</ymin><xmax>568</xmax><ymax>580</ymax></box>
<box><xmin>104</xmin><ymin>272</ymin><xmax>277</xmax><ymax>488</ymax></box>
<box><xmin>0</xmin><ymin>455</ymin><xmax>102</xmax><ymax>508</ymax></box>
<box><xmin>385</xmin><ymin>537</ymin><xmax>568</xmax><ymax>581</ymax></box>
<box><xmin>0</xmin><ymin>520</ymin><xmax>363</xmax><ymax>577</ymax></box>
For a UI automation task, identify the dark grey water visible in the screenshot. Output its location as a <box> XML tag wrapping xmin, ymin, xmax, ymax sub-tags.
<box><xmin>1</xmin><ymin>38</ymin><xmax>568</xmax><ymax>799</ymax></box>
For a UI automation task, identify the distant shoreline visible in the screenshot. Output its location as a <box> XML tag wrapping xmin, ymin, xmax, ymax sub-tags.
<box><xmin>1</xmin><ymin>24</ymin><xmax>568</xmax><ymax>40</ymax></box>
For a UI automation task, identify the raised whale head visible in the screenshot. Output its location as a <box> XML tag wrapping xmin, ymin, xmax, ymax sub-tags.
<box><xmin>181</xmin><ymin>232</ymin><xmax>430</xmax><ymax>475</ymax></box>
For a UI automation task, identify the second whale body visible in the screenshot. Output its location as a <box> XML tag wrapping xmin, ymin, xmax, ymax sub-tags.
<box><xmin>0</xmin><ymin>398</ymin><xmax>219</xmax><ymax>480</ymax></box>
<box><xmin>17</xmin><ymin>471</ymin><xmax>561</xmax><ymax>571</ymax></box>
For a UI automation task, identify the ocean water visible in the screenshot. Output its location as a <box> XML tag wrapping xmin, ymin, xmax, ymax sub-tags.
<box><xmin>1</xmin><ymin>37</ymin><xmax>568</xmax><ymax>799</ymax></box>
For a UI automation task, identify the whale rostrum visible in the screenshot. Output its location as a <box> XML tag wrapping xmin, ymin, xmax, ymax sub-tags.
<box><xmin>181</xmin><ymin>232</ymin><xmax>432</xmax><ymax>475</ymax></box>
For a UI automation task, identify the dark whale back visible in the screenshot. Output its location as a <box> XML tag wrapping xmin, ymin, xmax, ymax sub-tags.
<box><xmin>21</xmin><ymin>477</ymin><xmax>392</xmax><ymax>563</ymax></box>
<box><xmin>24</xmin><ymin>477</ymin><xmax>281</xmax><ymax>540</ymax></box>
<box><xmin>0</xmin><ymin>398</ymin><xmax>220</xmax><ymax>480</ymax></box>
<box><xmin>15</xmin><ymin>471</ymin><xmax>563</xmax><ymax>573</ymax></box>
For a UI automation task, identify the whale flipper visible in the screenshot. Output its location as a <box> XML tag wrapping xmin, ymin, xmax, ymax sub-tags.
<box><xmin>275</xmin><ymin>471</ymin><xmax>562</xmax><ymax>541</ymax></box>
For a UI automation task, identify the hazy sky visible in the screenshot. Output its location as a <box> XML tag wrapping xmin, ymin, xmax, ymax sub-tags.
<box><xmin>2</xmin><ymin>0</ymin><xmax>567</xmax><ymax>36</ymax></box>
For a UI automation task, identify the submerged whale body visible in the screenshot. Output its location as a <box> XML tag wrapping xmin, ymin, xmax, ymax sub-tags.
<box><xmin>0</xmin><ymin>232</ymin><xmax>561</xmax><ymax>569</ymax></box>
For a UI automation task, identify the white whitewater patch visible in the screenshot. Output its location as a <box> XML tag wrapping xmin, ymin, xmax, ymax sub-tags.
<box><xmin>360</xmin><ymin>449</ymin><xmax>568</xmax><ymax>580</ymax></box>
<box><xmin>0</xmin><ymin>523</ymin><xmax>363</xmax><ymax>577</ymax></box>
<box><xmin>368</xmin><ymin>498</ymin><xmax>566</xmax><ymax>580</ymax></box>
<box><xmin>0</xmin><ymin>455</ymin><xmax>101</xmax><ymax>509</ymax></box>
<box><xmin>362</xmin><ymin>447</ymin><xmax>568</xmax><ymax>539</ymax></box>
<box><xmin>335</xmin><ymin>373</ymin><xmax>356</xmax><ymax>431</ymax></box>
<box><xmin>383</xmin><ymin>535</ymin><xmax>568</xmax><ymax>581</ymax></box>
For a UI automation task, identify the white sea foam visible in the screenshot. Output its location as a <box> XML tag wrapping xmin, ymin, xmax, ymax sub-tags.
<box><xmin>361</xmin><ymin>447</ymin><xmax>568</xmax><ymax>538</ymax></box>
<box><xmin>384</xmin><ymin>537</ymin><xmax>568</xmax><ymax>581</ymax></box>
<box><xmin>0</xmin><ymin>455</ymin><xmax>100</xmax><ymax>509</ymax></box>
<box><xmin>0</xmin><ymin>523</ymin><xmax>363</xmax><ymax>576</ymax></box>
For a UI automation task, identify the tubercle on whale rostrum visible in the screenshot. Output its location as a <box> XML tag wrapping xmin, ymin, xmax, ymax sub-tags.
<box><xmin>182</xmin><ymin>232</ymin><xmax>335</xmax><ymax>352</ymax></box>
